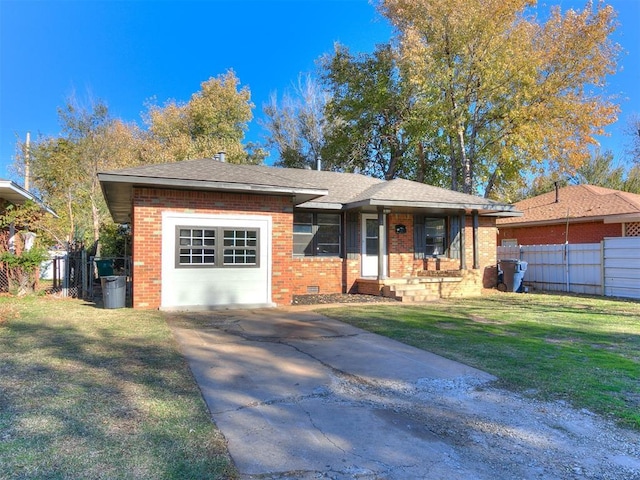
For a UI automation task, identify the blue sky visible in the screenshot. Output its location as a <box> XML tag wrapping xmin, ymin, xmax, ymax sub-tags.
<box><xmin>1</xmin><ymin>0</ymin><xmax>638</xmax><ymax>183</ymax></box>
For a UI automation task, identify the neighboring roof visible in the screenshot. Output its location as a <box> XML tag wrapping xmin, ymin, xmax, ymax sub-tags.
<box><xmin>98</xmin><ymin>159</ymin><xmax>520</xmax><ymax>223</ymax></box>
<box><xmin>497</xmin><ymin>185</ymin><xmax>640</xmax><ymax>227</ymax></box>
<box><xmin>0</xmin><ymin>179</ymin><xmax>57</xmax><ymax>216</ymax></box>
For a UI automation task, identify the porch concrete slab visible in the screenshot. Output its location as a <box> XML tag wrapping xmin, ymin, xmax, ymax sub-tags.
<box><xmin>168</xmin><ymin>308</ymin><xmax>496</xmax><ymax>479</ymax></box>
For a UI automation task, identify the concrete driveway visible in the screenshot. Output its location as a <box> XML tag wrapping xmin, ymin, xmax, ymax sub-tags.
<box><xmin>167</xmin><ymin>307</ymin><xmax>497</xmax><ymax>479</ymax></box>
<box><xmin>167</xmin><ymin>307</ymin><xmax>640</xmax><ymax>480</ymax></box>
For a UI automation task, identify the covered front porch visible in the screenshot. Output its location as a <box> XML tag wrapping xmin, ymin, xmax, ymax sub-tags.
<box><xmin>349</xmin><ymin>203</ymin><xmax>492</xmax><ymax>301</ymax></box>
<box><xmin>293</xmin><ymin>177</ymin><xmax>520</xmax><ymax>303</ymax></box>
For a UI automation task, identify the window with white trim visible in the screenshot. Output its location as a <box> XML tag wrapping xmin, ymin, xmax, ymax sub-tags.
<box><xmin>176</xmin><ymin>226</ymin><xmax>259</xmax><ymax>268</ymax></box>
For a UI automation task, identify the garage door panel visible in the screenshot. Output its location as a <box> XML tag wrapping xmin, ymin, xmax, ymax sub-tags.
<box><xmin>161</xmin><ymin>213</ymin><xmax>272</xmax><ymax>310</ymax></box>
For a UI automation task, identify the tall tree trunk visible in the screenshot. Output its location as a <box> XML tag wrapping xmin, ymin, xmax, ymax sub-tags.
<box><xmin>416</xmin><ymin>142</ymin><xmax>426</xmax><ymax>183</ymax></box>
<box><xmin>457</xmin><ymin>124</ymin><xmax>472</xmax><ymax>194</ymax></box>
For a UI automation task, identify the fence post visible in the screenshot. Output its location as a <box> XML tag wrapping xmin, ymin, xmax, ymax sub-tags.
<box><xmin>565</xmin><ymin>242</ymin><xmax>570</xmax><ymax>292</ymax></box>
<box><xmin>62</xmin><ymin>252</ymin><xmax>69</xmax><ymax>297</ymax></box>
<box><xmin>600</xmin><ymin>240</ymin><xmax>605</xmax><ymax>296</ymax></box>
<box><xmin>81</xmin><ymin>249</ymin><xmax>88</xmax><ymax>299</ymax></box>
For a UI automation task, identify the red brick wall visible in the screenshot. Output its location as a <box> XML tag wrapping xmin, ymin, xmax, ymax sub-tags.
<box><xmin>292</xmin><ymin>257</ymin><xmax>343</xmax><ymax>295</ymax></box>
<box><xmin>472</xmin><ymin>216</ymin><xmax>498</xmax><ymax>270</ymax></box>
<box><xmin>131</xmin><ymin>187</ymin><xmax>294</xmax><ymax>309</ymax></box>
<box><xmin>131</xmin><ymin>189</ymin><xmax>502</xmax><ymax>308</ymax></box>
<box><xmin>388</xmin><ymin>213</ymin><xmax>423</xmax><ymax>277</ymax></box>
<box><xmin>386</xmin><ymin>213</ymin><xmax>497</xmax><ymax>277</ymax></box>
<box><xmin>498</xmin><ymin>221</ymin><xmax>622</xmax><ymax>245</ymax></box>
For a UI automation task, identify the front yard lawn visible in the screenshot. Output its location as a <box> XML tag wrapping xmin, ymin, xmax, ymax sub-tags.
<box><xmin>0</xmin><ymin>296</ymin><xmax>237</xmax><ymax>480</ymax></box>
<box><xmin>318</xmin><ymin>292</ymin><xmax>640</xmax><ymax>430</ymax></box>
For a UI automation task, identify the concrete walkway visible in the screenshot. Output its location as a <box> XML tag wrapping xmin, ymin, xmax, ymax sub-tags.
<box><xmin>167</xmin><ymin>307</ymin><xmax>496</xmax><ymax>479</ymax></box>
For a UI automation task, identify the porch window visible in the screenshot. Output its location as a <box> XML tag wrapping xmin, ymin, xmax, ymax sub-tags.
<box><xmin>415</xmin><ymin>215</ymin><xmax>461</xmax><ymax>259</ymax></box>
<box><xmin>424</xmin><ymin>218</ymin><xmax>446</xmax><ymax>256</ymax></box>
<box><xmin>293</xmin><ymin>212</ymin><xmax>341</xmax><ymax>257</ymax></box>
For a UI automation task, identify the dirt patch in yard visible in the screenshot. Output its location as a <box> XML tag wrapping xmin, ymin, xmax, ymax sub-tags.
<box><xmin>292</xmin><ymin>293</ymin><xmax>399</xmax><ymax>305</ymax></box>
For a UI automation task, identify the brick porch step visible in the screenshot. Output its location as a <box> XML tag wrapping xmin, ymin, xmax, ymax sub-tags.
<box><xmin>380</xmin><ymin>276</ymin><xmax>464</xmax><ymax>303</ymax></box>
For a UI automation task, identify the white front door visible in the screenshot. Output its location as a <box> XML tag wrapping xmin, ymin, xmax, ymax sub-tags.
<box><xmin>361</xmin><ymin>214</ymin><xmax>384</xmax><ymax>277</ymax></box>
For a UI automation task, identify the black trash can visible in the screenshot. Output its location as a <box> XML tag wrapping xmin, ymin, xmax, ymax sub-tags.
<box><xmin>498</xmin><ymin>259</ymin><xmax>528</xmax><ymax>293</ymax></box>
<box><xmin>101</xmin><ymin>275</ymin><xmax>126</xmax><ymax>308</ymax></box>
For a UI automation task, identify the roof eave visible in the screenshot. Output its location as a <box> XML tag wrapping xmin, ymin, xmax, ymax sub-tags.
<box><xmin>344</xmin><ymin>198</ymin><xmax>520</xmax><ymax>215</ymax></box>
<box><xmin>498</xmin><ymin>214</ymin><xmax>618</xmax><ymax>227</ymax></box>
<box><xmin>603</xmin><ymin>213</ymin><xmax>640</xmax><ymax>224</ymax></box>
<box><xmin>0</xmin><ymin>180</ymin><xmax>58</xmax><ymax>217</ymax></box>
<box><xmin>294</xmin><ymin>201</ymin><xmax>344</xmax><ymax>210</ymax></box>
<box><xmin>98</xmin><ymin>173</ymin><xmax>329</xmax><ymax>223</ymax></box>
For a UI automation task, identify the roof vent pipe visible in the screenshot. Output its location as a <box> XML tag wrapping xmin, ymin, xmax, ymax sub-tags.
<box><xmin>554</xmin><ymin>181</ymin><xmax>560</xmax><ymax>203</ymax></box>
<box><xmin>214</xmin><ymin>151</ymin><xmax>226</xmax><ymax>163</ymax></box>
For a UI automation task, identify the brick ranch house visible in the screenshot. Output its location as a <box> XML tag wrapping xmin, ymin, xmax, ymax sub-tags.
<box><xmin>98</xmin><ymin>159</ymin><xmax>520</xmax><ymax>310</ymax></box>
<box><xmin>497</xmin><ymin>184</ymin><xmax>640</xmax><ymax>246</ymax></box>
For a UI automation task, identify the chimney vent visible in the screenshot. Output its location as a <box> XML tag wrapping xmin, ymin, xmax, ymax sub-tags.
<box><xmin>214</xmin><ymin>151</ymin><xmax>226</xmax><ymax>163</ymax></box>
<box><xmin>554</xmin><ymin>181</ymin><xmax>560</xmax><ymax>203</ymax></box>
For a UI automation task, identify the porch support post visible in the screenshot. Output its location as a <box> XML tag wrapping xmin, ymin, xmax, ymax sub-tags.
<box><xmin>459</xmin><ymin>212</ymin><xmax>466</xmax><ymax>270</ymax></box>
<box><xmin>377</xmin><ymin>207</ymin><xmax>387</xmax><ymax>280</ymax></box>
<box><xmin>472</xmin><ymin>210</ymin><xmax>480</xmax><ymax>269</ymax></box>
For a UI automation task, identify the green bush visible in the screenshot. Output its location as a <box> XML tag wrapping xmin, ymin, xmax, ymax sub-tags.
<box><xmin>0</xmin><ymin>248</ymin><xmax>49</xmax><ymax>296</ymax></box>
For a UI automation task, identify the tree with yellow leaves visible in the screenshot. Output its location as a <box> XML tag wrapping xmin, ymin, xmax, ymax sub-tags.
<box><xmin>142</xmin><ymin>70</ymin><xmax>265</xmax><ymax>164</ymax></box>
<box><xmin>381</xmin><ymin>0</ymin><xmax>620</xmax><ymax>196</ymax></box>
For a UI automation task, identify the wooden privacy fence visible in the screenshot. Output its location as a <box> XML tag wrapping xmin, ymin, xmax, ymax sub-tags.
<box><xmin>497</xmin><ymin>237</ymin><xmax>640</xmax><ymax>300</ymax></box>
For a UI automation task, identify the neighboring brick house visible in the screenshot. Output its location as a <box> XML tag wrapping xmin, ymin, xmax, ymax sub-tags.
<box><xmin>0</xmin><ymin>178</ymin><xmax>54</xmax><ymax>252</ymax></box>
<box><xmin>0</xmin><ymin>179</ymin><xmax>56</xmax><ymax>291</ymax></box>
<box><xmin>98</xmin><ymin>159</ymin><xmax>519</xmax><ymax>310</ymax></box>
<box><xmin>497</xmin><ymin>184</ymin><xmax>640</xmax><ymax>246</ymax></box>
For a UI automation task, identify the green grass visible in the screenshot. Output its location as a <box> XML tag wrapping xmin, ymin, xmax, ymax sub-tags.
<box><xmin>0</xmin><ymin>296</ymin><xmax>237</xmax><ymax>480</ymax></box>
<box><xmin>317</xmin><ymin>292</ymin><xmax>640</xmax><ymax>430</ymax></box>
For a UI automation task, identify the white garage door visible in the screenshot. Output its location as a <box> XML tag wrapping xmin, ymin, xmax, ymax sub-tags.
<box><xmin>161</xmin><ymin>212</ymin><xmax>272</xmax><ymax>310</ymax></box>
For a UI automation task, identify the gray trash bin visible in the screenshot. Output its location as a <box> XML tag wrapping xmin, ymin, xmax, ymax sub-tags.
<box><xmin>498</xmin><ymin>259</ymin><xmax>528</xmax><ymax>293</ymax></box>
<box><xmin>512</xmin><ymin>260</ymin><xmax>528</xmax><ymax>293</ymax></box>
<box><xmin>101</xmin><ymin>275</ymin><xmax>126</xmax><ymax>308</ymax></box>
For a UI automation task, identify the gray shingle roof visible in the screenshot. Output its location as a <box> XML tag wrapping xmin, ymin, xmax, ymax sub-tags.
<box><xmin>346</xmin><ymin>178</ymin><xmax>512</xmax><ymax>211</ymax></box>
<box><xmin>99</xmin><ymin>159</ymin><xmax>519</xmax><ymax>223</ymax></box>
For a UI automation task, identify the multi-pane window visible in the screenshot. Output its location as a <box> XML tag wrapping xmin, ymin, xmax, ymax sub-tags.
<box><xmin>178</xmin><ymin>228</ymin><xmax>216</xmax><ymax>265</ymax></box>
<box><xmin>293</xmin><ymin>212</ymin><xmax>341</xmax><ymax>257</ymax></box>
<box><xmin>176</xmin><ymin>227</ymin><xmax>258</xmax><ymax>267</ymax></box>
<box><xmin>223</xmin><ymin>230</ymin><xmax>258</xmax><ymax>265</ymax></box>
<box><xmin>424</xmin><ymin>218</ymin><xmax>446</xmax><ymax>256</ymax></box>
